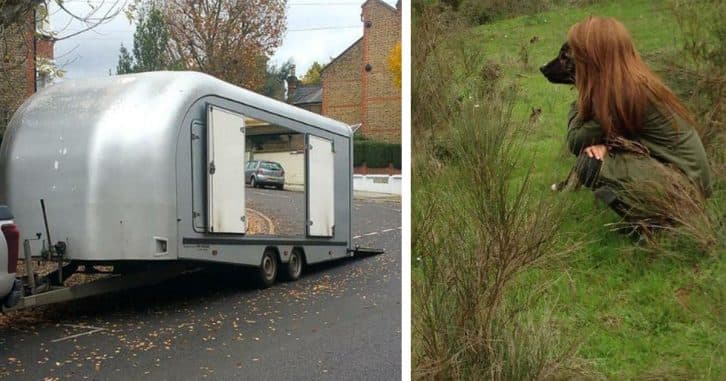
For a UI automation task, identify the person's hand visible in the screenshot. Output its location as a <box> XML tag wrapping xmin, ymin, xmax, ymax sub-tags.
<box><xmin>584</xmin><ymin>144</ymin><xmax>608</xmax><ymax>161</ymax></box>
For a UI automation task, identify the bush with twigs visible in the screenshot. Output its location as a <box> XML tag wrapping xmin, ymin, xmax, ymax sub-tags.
<box><xmin>604</xmin><ymin>138</ymin><xmax>723</xmax><ymax>256</ymax></box>
<box><xmin>411</xmin><ymin>5</ymin><xmax>594</xmax><ymax>379</ymax></box>
<box><xmin>635</xmin><ymin>0</ymin><xmax>726</xmax><ymax>256</ymax></box>
<box><xmin>654</xmin><ymin>0</ymin><xmax>726</xmax><ymax>176</ymax></box>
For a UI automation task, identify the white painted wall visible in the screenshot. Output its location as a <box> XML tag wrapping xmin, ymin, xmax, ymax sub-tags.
<box><xmin>353</xmin><ymin>175</ymin><xmax>402</xmax><ymax>195</ymax></box>
<box><xmin>251</xmin><ymin>151</ymin><xmax>305</xmax><ymax>185</ymax></box>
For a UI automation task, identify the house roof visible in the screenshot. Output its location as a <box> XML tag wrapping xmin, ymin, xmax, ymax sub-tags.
<box><xmin>289</xmin><ymin>84</ymin><xmax>322</xmax><ymax>105</ymax></box>
<box><xmin>320</xmin><ymin>37</ymin><xmax>363</xmax><ymax>75</ymax></box>
<box><xmin>321</xmin><ymin>1</ymin><xmax>400</xmax><ymax>76</ymax></box>
<box><xmin>362</xmin><ymin>0</ymin><xmax>398</xmax><ymax>12</ymax></box>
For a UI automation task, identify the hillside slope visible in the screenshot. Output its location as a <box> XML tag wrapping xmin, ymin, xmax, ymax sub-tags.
<box><xmin>464</xmin><ymin>1</ymin><xmax>724</xmax><ymax>378</ymax></box>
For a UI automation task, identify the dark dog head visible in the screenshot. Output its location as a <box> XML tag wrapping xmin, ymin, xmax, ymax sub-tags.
<box><xmin>540</xmin><ymin>42</ymin><xmax>575</xmax><ymax>85</ymax></box>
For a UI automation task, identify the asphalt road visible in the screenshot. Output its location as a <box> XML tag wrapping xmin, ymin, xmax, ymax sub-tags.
<box><xmin>0</xmin><ymin>195</ymin><xmax>401</xmax><ymax>381</ymax></box>
<box><xmin>246</xmin><ymin>186</ymin><xmax>306</xmax><ymax>236</ymax></box>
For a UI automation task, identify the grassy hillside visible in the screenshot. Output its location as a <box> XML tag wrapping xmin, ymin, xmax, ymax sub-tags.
<box><xmin>413</xmin><ymin>0</ymin><xmax>724</xmax><ymax>379</ymax></box>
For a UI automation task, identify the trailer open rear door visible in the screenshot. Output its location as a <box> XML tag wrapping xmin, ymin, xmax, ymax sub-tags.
<box><xmin>207</xmin><ymin>105</ymin><xmax>247</xmax><ymax>234</ymax></box>
<box><xmin>307</xmin><ymin>135</ymin><xmax>335</xmax><ymax>237</ymax></box>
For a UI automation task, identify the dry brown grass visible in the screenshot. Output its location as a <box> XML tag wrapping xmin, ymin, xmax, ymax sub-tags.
<box><xmin>412</xmin><ymin>93</ymin><xmax>595</xmax><ymax>379</ymax></box>
<box><xmin>654</xmin><ymin>1</ymin><xmax>726</xmax><ymax>177</ymax></box>
<box><xmin>604</xmin><ymin>138</ymin><xmax>722</xmax><ymax>256</ymax></box>
<box><xmin>412</xmin><ymin>11</ymin><xmax>595</xmax><ymax>372</ymax></box>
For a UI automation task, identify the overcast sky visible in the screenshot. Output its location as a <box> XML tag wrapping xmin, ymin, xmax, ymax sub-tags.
<box><xmin>49</xmin><ymin>0</ymin><xmax>397</xmax><ymax>80</ymax></box>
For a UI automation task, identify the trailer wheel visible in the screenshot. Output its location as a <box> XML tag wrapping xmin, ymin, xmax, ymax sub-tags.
<box><xmin>257</xmin><ymin>249</ymin><xmax>278</xmax><ymax>288</ymax></box>
<box><xmin>283</xmin><ymin>249</ymin><xmax>303</xmax><ymax>281</ymax></box>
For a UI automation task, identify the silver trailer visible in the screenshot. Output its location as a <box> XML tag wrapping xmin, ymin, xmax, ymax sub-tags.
<box><xmin>0</xmin><ymin>72</ymin><xmax>375</xmax><ymax>310</ymax></box>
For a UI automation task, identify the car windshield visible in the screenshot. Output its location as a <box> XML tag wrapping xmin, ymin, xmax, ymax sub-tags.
<box><xmin>261</xmin><ymin>162</ymin><xmax>282</xmax><ymax>170</ymax></box>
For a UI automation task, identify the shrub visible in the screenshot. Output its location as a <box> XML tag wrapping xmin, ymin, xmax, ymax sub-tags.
<box><xmin>412</xmin><ymin>5</ymin><xmax>467</xmax><ymax>138</ymax></box>
<box><xmin>641</xmin><ymin>0</ymin><xmax>726</xmax><ymax>257</ymax></box>
<box><xmin>412</xmin><ymin>4</ymin><xmax>593</xmax><ymax>379</ymax></box>
<box><xmin>605</xmin><ymin>138</ymin><xmax>723</xmax><ymax>256</ymax></box>
<box><xmin>413</xmin><ymin>82</ymin><xmax>592</xmax><ymax>379</ymax></box>
<box><xmin>459</xmin><ymin>0</ymin><xmax>559</xmax><ymax>25</ymax></box>
<box><xmin>455</xmin><ymin>0</ymin><xmax>609</xmax><ymax>25</ymax></box>
<box><xmin>654</xmin><ymin>0</ymin><xmax>726</xmax><ymax>177</ymax></box>
<box><xmin>353</xmin><ymin>140</ymin><xmax>401</xmax><ymax>169</ymax></box>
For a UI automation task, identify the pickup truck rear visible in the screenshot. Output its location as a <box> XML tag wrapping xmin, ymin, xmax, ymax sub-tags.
<box><xmin>0</xmin><ymin>205</ymin><xmax>21</xmax><ymax>308</ymax></box>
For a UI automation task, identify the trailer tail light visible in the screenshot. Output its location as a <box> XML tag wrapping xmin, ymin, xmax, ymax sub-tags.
<box><xmin>2</xmin><ymin>224</ymin><xmax>19</xmax><ymax>274</ymax></box>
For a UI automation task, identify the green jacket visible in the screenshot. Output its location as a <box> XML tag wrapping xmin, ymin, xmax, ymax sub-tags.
<box><xmin>566</xmin><ymin>102</ymin><xmax>712</xmax><ymax>197</ymax></box>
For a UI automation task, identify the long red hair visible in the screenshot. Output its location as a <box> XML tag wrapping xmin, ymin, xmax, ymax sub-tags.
<box><xmin>567</xmin><ymin>16</ymin><xmax>696</xmax><ymax>137</ymax></box>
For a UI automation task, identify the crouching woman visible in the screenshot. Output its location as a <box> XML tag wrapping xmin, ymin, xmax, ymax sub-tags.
<box><xmin>565</xmin><ymin>16</ymin><xmax>711</xmax><ymax>226</ymax></box>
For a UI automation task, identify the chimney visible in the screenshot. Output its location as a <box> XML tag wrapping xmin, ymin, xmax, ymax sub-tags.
<box><xmin>286</xmin><ymin>65</ymin><xmax>298</xmax><ymax>103</ymax></box>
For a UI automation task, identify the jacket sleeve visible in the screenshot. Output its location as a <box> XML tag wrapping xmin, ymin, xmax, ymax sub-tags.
<box><xmin>566</xmin><ymin>102</ymin><xmax>605</xmax><ymax>155</ymax></box>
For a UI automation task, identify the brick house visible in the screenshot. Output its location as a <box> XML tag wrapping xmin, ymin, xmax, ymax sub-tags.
<box><xmin>286</xmin><ymin>69</ymin><xmax>322</xmax><ymax>114</ymax></box>
<box><xmin>287</xmin><ymin>84</ymin><xmax>322</xmax><ymax>114</ymax></box>
<box><xmin>0</xmin><ymin>8</ymin><xmax>55</xmax><ymax>136</ymax></box>
<box><xmin>321</xmin><ymin>0</ymin><xmax>401</xmax><ymax>144</ymax></box>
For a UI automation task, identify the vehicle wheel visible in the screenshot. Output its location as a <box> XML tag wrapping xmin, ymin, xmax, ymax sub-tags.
<box><xmin>250</xmin><ymin>176</ymin><xmax>257</xmax><ymax>188</ymax></box>
<box><xmin>257</xmin><ymin>249</ymin><xmax>278</xmax><ymax>288</ymax></box>
<box><xmin>276</xmin><ymin>184</ymin><xmax>284</xmax><ymax>191</ymax></box>
<box><xmin>283</xmin><ymin>250</ymin><xmax>303</xmax><ymax>281</ymax></box>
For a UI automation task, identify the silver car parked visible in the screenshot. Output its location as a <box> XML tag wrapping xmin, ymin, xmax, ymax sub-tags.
<box><xmin>245</xmin><ymin>160</ymin><xmax>285</xmax><ymax>190</ymax></box>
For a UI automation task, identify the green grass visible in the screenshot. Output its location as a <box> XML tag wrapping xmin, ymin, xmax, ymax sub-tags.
<box><xmin>419</xmin><ymin>0</ymin><xmax>724</xmax><ymax>378</ymax></box>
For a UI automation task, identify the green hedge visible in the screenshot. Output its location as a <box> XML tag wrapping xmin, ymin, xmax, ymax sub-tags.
<box><xmin>354</xmin><ymin>140</ymin><xmax>401</xmax><ymax>169</ymax></box>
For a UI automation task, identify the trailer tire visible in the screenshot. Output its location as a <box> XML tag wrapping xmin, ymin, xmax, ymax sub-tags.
<box><xmin>283</xmin><ymin>249</ymin><xmax>303</xmax><ymax>281</ymax></box>
<box><xmin>257</xmin><ymin>249</ymin><xmax>278</xmax><ymax>288</ymax></box>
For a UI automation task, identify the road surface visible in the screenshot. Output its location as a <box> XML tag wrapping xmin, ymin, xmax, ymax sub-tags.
<box><xmin>0</xmin><ymin>195</ymin><xmax>401</xmax><ymax>381</ymax></box>
<box><xmin>246</xmin><ymin>186</ymin><xmax>306</xmax><ymax>236</ymax></box>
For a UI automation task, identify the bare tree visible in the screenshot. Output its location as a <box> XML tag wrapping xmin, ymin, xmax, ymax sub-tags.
<box><xmin>163</xmin><ymin>0</ymin><xmax>287</xmax><ymax>91</ymax></box>
<box><xmin>1</xmin><ymin>0</ymin><xmax>128</xmax><ymax>85</ymax></box>
<box><xmin>1</xmin><ymin>0</ymin><xmax>128</xmax><ymax>135</ymax></box>
<box><xmin>1</xmin><ymin>0</ymin><xmax>127</xmax><ymax>39</ymax></box>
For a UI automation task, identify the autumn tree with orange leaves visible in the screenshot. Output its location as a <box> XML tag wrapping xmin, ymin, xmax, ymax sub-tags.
<box><xmin>388</xmin><ymin>41</ymin><xmax>401</xmax><ymax>88</ymax></box>
<box><xmin>163</xmin><ymin>0</ymin><xmax>287</xmax><ymax>91</ymax></box>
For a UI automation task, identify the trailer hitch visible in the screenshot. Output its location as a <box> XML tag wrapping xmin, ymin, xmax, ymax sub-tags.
<box><xmin>348</xmin><ymin>245</ymin><xmax>385</xmax><ymax>256</ymax></box>
<box><xmin>46</xmin><ymin>261</ymin><xmax>78</xmax><ymax>286</ymax></box>
<box><xmin>40</xmin><ymin>199</ymin><xmax>70</xmax><ymax>285</ymax></box>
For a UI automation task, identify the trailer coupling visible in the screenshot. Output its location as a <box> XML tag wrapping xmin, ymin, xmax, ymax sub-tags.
<box><xmin>348</xmin><ymin>246</ymin><xmax>385</xmax><ymax>256</ymax></box>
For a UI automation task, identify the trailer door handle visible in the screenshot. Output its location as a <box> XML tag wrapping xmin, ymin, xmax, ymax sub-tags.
<box><xmin>209</xmin><ymin>161</ymin><xmax>216</xmax><ymax>175</ymax></box>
